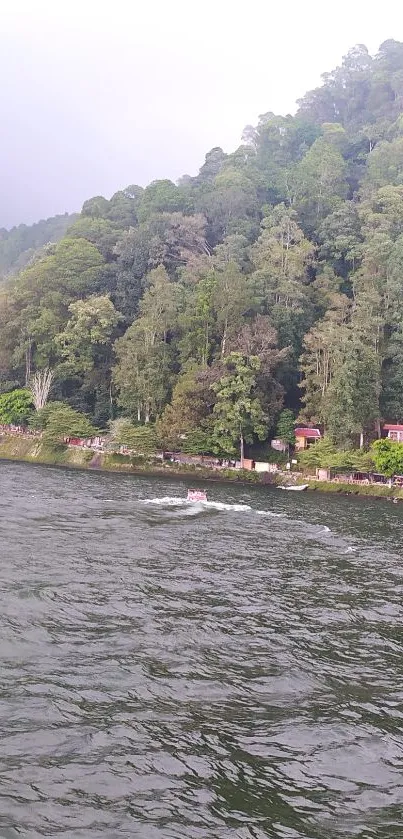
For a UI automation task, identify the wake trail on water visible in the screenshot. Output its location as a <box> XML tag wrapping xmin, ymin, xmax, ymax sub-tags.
<box><xmin>140</xmin><ymin>497</ymin><xmax>358</xmax><ymax>548</ymax></box>
<box><xmin>143</xmin><ymin>497</ymin><xmax>289</xmax><ymax>518</ymax></box>
<box><xmin>143</xmin><ymin>496</ymin><xmax>253</xmax><ymax>513</ymax></box>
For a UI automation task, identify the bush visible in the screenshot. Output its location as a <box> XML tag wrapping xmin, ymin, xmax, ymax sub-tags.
<box><xmin>297</xmin><ymin>439</ymin><xmax>349</xmax><ymax>469</ymax></box>
<box><xmin>0</xmin><ymin>389</ymin><xmax>33</xmax><ymax>424</ymax></box>
<box><xmin>371</xmin><ymin>438</ymin><xmax>403</xmax><ymax>477</ymax></box>
<box><xmin>181</xmin><ymin>427</ymin><xmax>216</xmax><ymax>456</ymax></box>
<box><xmin>297</xmin><ymin>438</ymin><xmax>375</xmax><ymax>470</ymax></box>
<box><xmin>109</xmin><ymin>419</ymin><xmax>157</xmax><ymax>455</ymax></box>
<box><xmin>29</xmin><ymin>401</ymin><xmax>67</xmax><ymax>430</ymax></box>
<box><xmin>43</xmin><ymin>406</ymin><xmax>97</xmax><ymax>445</ymax></box>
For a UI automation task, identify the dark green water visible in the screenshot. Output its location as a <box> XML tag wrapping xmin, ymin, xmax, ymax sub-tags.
<box><xmin>1</xmin><ymin>462</ymin><xmax>402</xmax><ymax>838</ymax></box>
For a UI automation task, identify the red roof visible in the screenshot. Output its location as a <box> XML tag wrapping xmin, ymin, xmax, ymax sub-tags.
<box><xmin>384</xmin><ymin>424</ymin><xmax>403</xmax><ymax>431</ymax></box>
<box><xmin>295</xmin><ymin>427</ymin><xmax>321</xmax><ymax>438</ymax></box>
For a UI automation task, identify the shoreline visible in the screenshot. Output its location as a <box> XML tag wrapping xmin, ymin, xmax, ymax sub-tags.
<box><xmin>0</xmin><ymin>436</ymin><xmax>402</xmax><ymax>500</ymax></box>
<box><xmin>0</xmin><ymin>436</ymin><xmax>275</xmax><ymax>487</ymax></box>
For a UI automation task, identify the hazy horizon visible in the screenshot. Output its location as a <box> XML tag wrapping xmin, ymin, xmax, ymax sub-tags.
<box><xmin>1</xmin><ymin>0</ymin><xmax>402</xmax><ymax>229</ymax></box>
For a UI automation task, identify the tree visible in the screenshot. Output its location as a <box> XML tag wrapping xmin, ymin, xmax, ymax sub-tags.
<box><xmin>0</xmin><ymin>213</ymin><xmax>78</xmax><ymax>280</ymax></box>
<box><xmin>66</xmin><ymin>217</ymin><xmax>119</xmax><ymax>259</ymax></box>
<box><xmin>322</xmin><ymin>331</ymin><xmax>380</xmax><ymax>448</ymax></box>
<box><xmin>213</xmin><ymin>263</ymin><xmax>256</xmax><ymax>356</ymax></box>
<box><xmin>275</xmin><ymin>410</ymin><xmax>296</xmax><ymax>447</ymax></box>
<box><xmin>53</xmin><ymin>295</ymin><xmax>122</xmax><ymax>425</ymax></box>
<box><xmin>29</xmin><ymin>368</ymin><xmax>54</xmax><ymax>411</ymax></box>
<box><xmin>318</xmin><ymin>202</ymin><xmax>362</xmax><ymax>278</ymax></box>
<box><xmin>211</xmin><ymin>352</ymin><xmax>267</xmax><ymax>464</ymax></box>
<box><xmin>230</xmin><ymin>316</ymin><xmax>286</xmax><ymax>424</ymax></box>
<box><xmin>113</xmin><ymin>212</ymin><xmax>208</xmax><ymax>317</ymax></box>
<box><xmin>10</xmin><ymin>237</ymin><xmax>107</xmax><ymax>383</ymax></box>
<box><xmin>56</xmin><ymin>295</ymin><xmax>122</xmax><ymax>375</ymax></box>
<box><xmin>296</xmin><ymin>44</ymin><xmax>373</xmax><ymax>130</ymax></box>
<box><xmin>294</xmin><ymin>137</ymin><xmax>348</xmax><ymax>232</ymax></box>
<box><xmin>364</xmin><ymin>138</ymin><xmax>403</xmax><ymax>193</ymax></box>
<box><xmin>28</xmin><ymin>401</ymin><xmax>67</xmax><ymax>430</ymax></box>
<box><xmin>181</xmin><ymin>425</ymin><xmax>216</xmax><ymax>456</ymax></box>
<box><xmin>299</xmin><ymin>294</ymin><xmax>351</xmax><ymax>424</ymax></box>
<box><xmin>197</xmin><ymin>167</ymin><xmax>259</xmax><ymax>244</ymax></box>
<box><xmin>137</xmin><ymin>180</ymin><xmax>185</xmax><ymax>222</ymax></box>
<box><xmin>109</xmin><ymin>419</ymin><xmax>157</xmax><ymax>455</ymax></box>
<box><xmin>113</xmin><ymin>267</ymin><xmax>177</xmax><ymax>422</ymax></box>
<box><xmin>178</xmin><ymin>272</ymin><xmax>217</xmax><ymax>367</ymax></box>
<box><xmin>251</xmin><ymin>204</ymin><xmax>315</xmax><ymax>312</ymax></box>
<box><xmin>42</xmin><ymin>405</ymin><xmax>97</xmax><ymax>445</ymax></box>
<box><xmin>371</xmin><ymin>438</ymin><xmax>403</xmax><ymax>477</ymax></box>
<box><xmin>0</xmin><ymin>389</ymin><xmax>33</xmax><ymax>424</ymax></box>
<box><xmin>155</xmin><ymin>369</ymin><xmax>214</xmax><ymax>450</ymax></box>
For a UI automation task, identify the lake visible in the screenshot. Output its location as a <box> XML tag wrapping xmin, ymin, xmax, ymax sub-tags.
<box><xmin>0</xmin><ymin>462</ymin><xmax>402</xmax><ymax>838</ymax></box>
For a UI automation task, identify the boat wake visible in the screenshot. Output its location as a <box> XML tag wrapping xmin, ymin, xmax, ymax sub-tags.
<box><xmin>141</xmin><ymin>498</ymin><xmax>355</xmax><ymax>550</ymax></box>
<box><xmin>143</xmin><ymin>497</ymin><xmax>290</xmax><ymax>517</ymax></box>
<box><xmin>143</xmin><ymin>497</ymin><xmax>252</xmax><ymax>513</ymax></box>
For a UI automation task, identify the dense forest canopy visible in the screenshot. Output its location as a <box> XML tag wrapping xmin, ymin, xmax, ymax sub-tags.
<box><xmin>2</xmin><ymin>40</ymin><xmax>403</xmax><ymax>454</ymax></box>
<box><xmin>0</xmin><ymin>213</ymin><xmax>78</xmax><ymax>280</ymax></box>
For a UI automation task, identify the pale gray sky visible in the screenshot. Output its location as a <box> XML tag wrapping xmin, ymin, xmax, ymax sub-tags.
<box><xmin>1</xmin><ymin>0</ymin><xmax>402</xmax><ymax>228</ymax></box>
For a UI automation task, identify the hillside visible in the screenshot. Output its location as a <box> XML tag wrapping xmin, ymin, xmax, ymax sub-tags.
<box><xmin>1</xmin><ymin>39</ymin><xmax>403</xmax><ymax>455</ymax></box>
<box><xmin>0</xmin><ymin>212</ymin><xmax>78</xmax><ymax>279</ymax></box>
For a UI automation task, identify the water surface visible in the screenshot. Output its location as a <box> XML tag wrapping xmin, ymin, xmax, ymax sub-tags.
<box><xmin>0</xmin><ymin>462</ymin><xmax>402</xmax><ymax>838</ymax></box>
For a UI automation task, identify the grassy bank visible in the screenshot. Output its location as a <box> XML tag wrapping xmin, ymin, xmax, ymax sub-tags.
<box><xmin>306</xmin><ymin>479</ymin><xmax>403</xmax><ymax>500</ymax></box>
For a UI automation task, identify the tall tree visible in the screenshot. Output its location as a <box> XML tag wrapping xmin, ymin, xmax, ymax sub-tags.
<box><xmin>113</xmin><ymin>267</ymin><xmax>177</xmax><ymax>421</ymax></box>
<box><xmin>211</xmin><ymin>352</ymin><xmax>268</xmax><ymax>465</ymax></box>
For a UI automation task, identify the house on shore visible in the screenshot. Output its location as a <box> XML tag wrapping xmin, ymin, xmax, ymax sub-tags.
<box><xmin>383</xmin><ymin>424</ymin><xmax>403</xmax><ymax>442</ymax></box>
<box><xmin>294</xmin><ymin>427</ymin><xmax>321</xmax><ymax>451</ymax></box>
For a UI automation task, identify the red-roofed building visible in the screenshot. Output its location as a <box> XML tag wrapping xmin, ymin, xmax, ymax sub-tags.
<box><xmin>383</xmin><ymin>424</ymin><xmax>403</xmax><ymax>442</ymax></box>
<box><xmin>295</xmin><ymin>427</ymin><xmax>321</xmax><ymax>451</ymax></box>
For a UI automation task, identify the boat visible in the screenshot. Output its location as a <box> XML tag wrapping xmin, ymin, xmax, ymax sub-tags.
<box><xmin>279</xmin><ymin>484</ymin><xmax>308</xmax><ymax>492</ymax></box>
<box><xmin>187</xmin><ymin>489</ymin><xmax>207</xmax><ymax>502</ymax></box>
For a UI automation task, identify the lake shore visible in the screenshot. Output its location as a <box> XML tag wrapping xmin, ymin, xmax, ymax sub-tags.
<box><xmin>0</xmin><ymin>434</ymin><xmax>402</xmax><ymax>499</ymax></box>
<box><xmin>0</xmin><ymin>435</ymin><xmax>276</xmax><ymax>487</ymax></box>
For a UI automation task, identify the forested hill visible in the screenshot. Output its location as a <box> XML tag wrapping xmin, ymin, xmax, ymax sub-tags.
<box><xmin>1</xmin><ymin>40</ymin><xmax>403</xmax><ymax>454</ymax></box>
<box><xmin>0</xmin><ymin>213</ymin><xmax>78</xmax><ymax>280</ymax></box>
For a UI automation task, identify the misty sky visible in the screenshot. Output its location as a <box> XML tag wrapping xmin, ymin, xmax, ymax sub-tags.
<box><xmin>1</xmin><ymin>0</ymin><xmax>402</xmax><ymax>229</ymax></box>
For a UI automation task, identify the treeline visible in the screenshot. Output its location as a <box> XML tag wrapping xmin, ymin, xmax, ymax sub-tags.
<box><xmin>1</xmin><ymin>40</ymin><xmax>403</xmax><ymax>457</ymax></box>
<box><xmin>0</xmin><ymin>212</ymin><xmax>78</xmax><ymax>279</ymax></box>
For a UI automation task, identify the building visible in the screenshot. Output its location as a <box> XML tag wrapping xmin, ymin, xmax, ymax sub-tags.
<box><xmin>294</xmin><ymin>427</ymin><xmax>321</xmax><ymax>451</ymax></box>
<box><xmin>255</xmin><ymin>461</ymin><xmax>279</xmax><ymax>473</ymax></box>
<box><xmin>235</xmin><ymin>458</ymin><xmax>255</xmax><ymax>471</ymax></box>
<box><xmin>383</xmin><ymin>424</ymin><xmax>403</xmax><ymax>442</ymax></box>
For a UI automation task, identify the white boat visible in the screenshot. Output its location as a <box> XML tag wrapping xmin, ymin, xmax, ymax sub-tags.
<box><xmin>279</xmin><ymin>484</ymin><xmax>308</xmax><ymax>491</ymax></box>
<box><xmin>187</xmin><ymin>489</ymin><xmax>207</xmax><ymax>502</ymax></box>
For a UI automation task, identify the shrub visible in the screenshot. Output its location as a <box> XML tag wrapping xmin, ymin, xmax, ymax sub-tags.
<box><xmin>0</xmin><ymin>389</ymin><xmax>33</xmax><ymax>424</ymax></box>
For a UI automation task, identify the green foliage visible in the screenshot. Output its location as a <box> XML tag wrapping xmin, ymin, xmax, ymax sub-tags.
<box><xmin>1</xmin><ymin>40</ymin><xmax>403</xmax><ymax>442</ymax></box>
<box><xmin>298</xmin><ymin>438</ymin><xmax>375</xmax><ymax>470</ymax></box>
<box><xmin>371</xmin><ymin>438</ymin><xmax>403</xmax><ymax>476</ymax></box>
<box><xmin>212</xmin><ymin>352</ymin><xmax>267</xmax><ymax>457</ymax></box>
<box><xmin>275</xmin><ymin>409</ymin><xmax>295</xmax><ymax>445</ymax></box>
<box><xmin>0</xmin><ymin>389</ymin><xmax>33</xmax><ymax>424</ymax></box>
<box><xmin>298</xmin><ymin>439</ymin><xmax>352</xmax><ymax>469</ymax></box>
<box><xmin>0</xmin><ymin>213</ymin><xmax>78</xmax><ymax>279</ymax></box>
<box><xmin>155</xmin><ymin>369</ymin><xmax>213</xmax><ymax>450</ymax></box>
<box><xmin>28</xmin><ymin>401</ymin><xmax>67</xmax><ymax>430</ymax></box>
<box><xmin>42</xmin><ymin>406</ymin><xmax>97</xmax><ymax>445</ymax></box>
<box><xmin>109</xmin><ymin>418</ymin><xmax>157</xmax><ymax>454</ymax></box>
<box><xmin>181</xmin><ymin>425</ymin><xmax>216</xmax><ymax>456</ymax></box>
<box><xmin>56</xmin><ymin>295</ymin><xmax>122</xmax><ymax>375</ymax></box>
